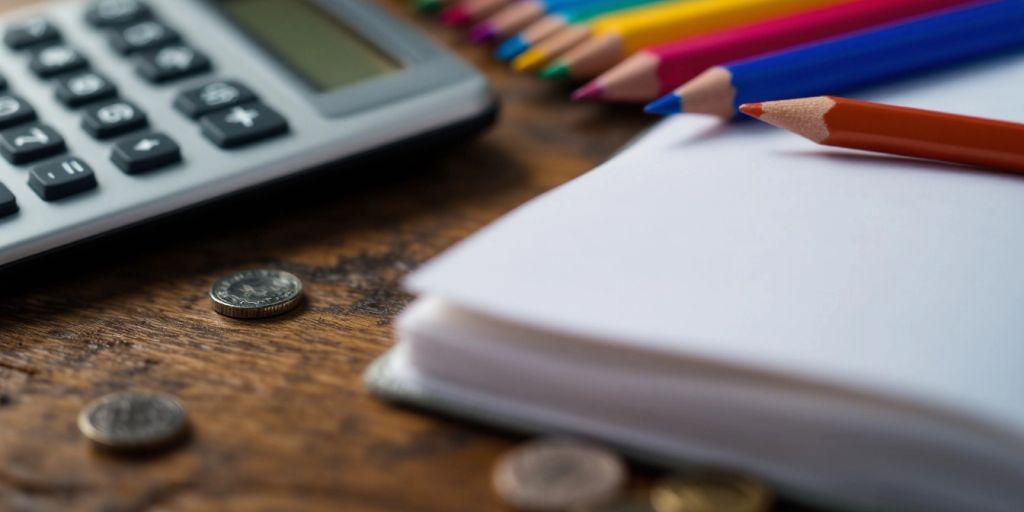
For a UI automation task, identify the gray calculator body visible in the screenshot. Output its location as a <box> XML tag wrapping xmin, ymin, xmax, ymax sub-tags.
<box><xmin>0</xmin><ymin>0</ymin><xmax>496</xmax><ymax>267</ymax></box>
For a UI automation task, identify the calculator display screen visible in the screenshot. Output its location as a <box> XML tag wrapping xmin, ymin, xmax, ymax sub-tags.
<box><xmin>217</xmin><ymin>0</ymin><xmax>401</xmax><ymax>91</ymax></box>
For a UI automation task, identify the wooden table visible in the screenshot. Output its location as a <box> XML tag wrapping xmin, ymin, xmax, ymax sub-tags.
<box><xmin>0</xmin><ymin>1</ymin><xmax>671</xmax><ymax>510</ymax></box>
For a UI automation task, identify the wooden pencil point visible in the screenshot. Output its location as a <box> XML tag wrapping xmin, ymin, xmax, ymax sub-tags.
<box><xmin>677</xmin><ymin>67</ymin><xmax>737</xmax><ymax>118</ymax></box>
<box><xmin>754</xmin><ymin>97</ymin><xmax>836</xmax><ymax>143</ymax></box>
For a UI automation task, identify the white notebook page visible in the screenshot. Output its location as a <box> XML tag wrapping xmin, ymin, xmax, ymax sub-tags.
<box><xmin>407</xmin><ymin>52</ymin><xmax>1024</xmax><ymax>438</ymax></box>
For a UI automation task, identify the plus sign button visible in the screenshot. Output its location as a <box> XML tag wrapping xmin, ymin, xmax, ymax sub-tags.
<box><xmin>199</xmin><ymin>102</ymin><xmax>289</xmax><ymax>149</ymax></box>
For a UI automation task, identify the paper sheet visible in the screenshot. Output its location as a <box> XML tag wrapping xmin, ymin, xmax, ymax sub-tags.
<box><xmin>407</xmin><ymin>51</ymin><xmax>1024</xmax><ymax>438</ymax></box>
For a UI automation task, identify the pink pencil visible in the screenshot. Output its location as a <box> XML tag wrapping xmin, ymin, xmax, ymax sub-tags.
<box><xmin>573</xmin><ymin>0</ymin><xmax>984</xmax><ymax>103</ymax></box>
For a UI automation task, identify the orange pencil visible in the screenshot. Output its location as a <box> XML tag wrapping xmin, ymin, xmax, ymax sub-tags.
<box><xmin>741</xmin><ymin>97</ymin><xmax>1024</xmax><ymax>174</ymax></box>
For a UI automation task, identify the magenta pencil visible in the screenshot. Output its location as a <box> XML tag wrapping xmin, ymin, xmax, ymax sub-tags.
<box><xmin>573</xmin><ymin>0</ymin><xmax>983</xmax><ymax>103</ymax></box>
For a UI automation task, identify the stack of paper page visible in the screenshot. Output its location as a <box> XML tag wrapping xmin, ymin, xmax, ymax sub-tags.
<box><xmin>367</xmin><ymin>52</ymin><xmax>1024</xmax><ymax>512</ymax></box>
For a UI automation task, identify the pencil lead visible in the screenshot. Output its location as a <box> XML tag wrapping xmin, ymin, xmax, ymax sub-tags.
<box><xmin>468</xmin><ymin>24</ymin><xmax>497</xmax><ymax>43</ymax></box>
<box><xmin>441</xmin><ymin>5</ymin><xmax>470</xmax><ymax>26</ymax></box>
<box><xmin>539</xmin><ymin>63</ymin><xmax>570</xmax><ymax>81</ymax></box>
<box><xmin>644</xmin><ymin>94</ymin><xmax>681</xmax><ymax>116</ymax></box>
<box><xmin>739</xmin><ymin>103</ymin><xmax>764</xmax><ymax>119</ymax></box>
<box><xmin>571</xmin><ymin>82</ymin><xmax>603</xmax><ymax>102</ymax></box>
<box><xmin>512</xmin><ymin>49</ymin><xmax>548</xmax><ymax>73</ymax></box>
<box><xmin>496</xmin><ymin>36</ymin><xmax>529</xmax><ymax>61</ymax></box>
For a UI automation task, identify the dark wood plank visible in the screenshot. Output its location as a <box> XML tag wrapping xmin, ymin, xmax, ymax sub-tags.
<box><xmin>0</xmin><ymin>1</ymin><xmax>656</xmax><ymax>510</ymax></box>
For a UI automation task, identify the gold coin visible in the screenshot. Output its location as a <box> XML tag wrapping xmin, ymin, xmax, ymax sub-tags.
<box><xmin>650</xmin><ymin>470</ymin><xmax>773</xmax><ymax>512</ymax></box>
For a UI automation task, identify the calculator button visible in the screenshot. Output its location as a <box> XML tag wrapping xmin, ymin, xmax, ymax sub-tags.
<box><xmin>111</xmin><ymin>133</ymin><xmax>181</xmax><ymax>174</ymax></box>
<box><xmin>199</xmin><ymin>103</ymin><xmax>289</xmax><ymax>148</ymax></box>
<box><xmin>28</xmin><ymin>157</ymin><xmax>97</xmax><ymax>201</ymax></box>
<box><xmin>108</xmin><ymin>20</ymin><xmax>179</xmax><ymax>54</ymax></box>
<box><xmin>0</xmin><ymin>123</ymin><xmax>65</xmax><ymax>165</ymax></box>
<box><xmin>0</xmin><ymin>95</ymin><xmax>37</xmax><ymax>130</ymax></box>
<box><xmin>86</xmin><ymin>0</ymin><xmax>151</xmax><ymax>28</ymax></box>
<box><xmin>29</xmin><ymin>45</ymin><xmax>88</xmax><ymax>78</ymax></box>
<box><xmin>82</xmin><ymin>100</ymin><xmax>148</xmax><ymax>139</ymax></box>
<box><xmin>4</xmin><ymin>18</ymin><xmax>61</xmax><ymax>50</ymax></box>
<box><xmin>55</xmin><ymin>71</ymin><xmax>118</xmax><ymax>108</ymax></box>
<box><xmin>136</xmin><ymin>45</ymin><xmax>211</xmax><ymax>84</ymax></box>
<box><xmin>0</xmin><ymin>182</ymin><xmax>17</xmax><ymax>218</ymax></box>
<box><xmin>174</xmin><ymin>80</ymin><xmax>257</xmax><ymax>119</ymax></box>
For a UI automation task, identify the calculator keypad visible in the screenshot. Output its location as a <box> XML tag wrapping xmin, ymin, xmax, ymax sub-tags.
<box><xmin>86</xmin><ymin>0</ymin><xmax>152</xmax><ymax>28</ymax></box>
<box><xmin>82</xmin><ymin>99</ymin><xmax>148</xmax><ymax>139</ymax></box>
<box><xmin>109</xmin><ymin>20</ymin><xmax>178</xmax><ymax>54</ymax></box>
<box><xmin>199</xmin><ymin>103</ymin><xmax>289</xmax><ymax>149</ymax></box>
<box><xmin>4</xmin><ymin>18</ymin><xmax>61</xmax><ymax>51</ymax></box>
<box><xmin>0</xmin><ymin>123</ymin><xmax>66</xmax><ymax>165</ymax></box>
<box><xmin>0</xmin><ymin>182</ymin><xmax>17</xmax><ymax>218</ymax></box>
<box><xmin>0</xmin><ymin>95</ymin><xmax>37</xmax><ymax>130</ymax></box>
<box><xmin>0</xmin><ymin>0</ymin><xmax>293</xmax><ymax>222</ymax></box>
<box><xmin>30</xmin><ymin>44</ymin><xmax>88</xmax><ymax>78</ymax></box>
<box><xmin>28</xmin><ymin>157</ymin><xmax>97</xmax><ymax>201</ymax></box>
<box><xmin>174</xmin><ymin>80</ymin><xmax>257</xmax><ymax>119</ymax></box>
<box><xmin>136</xmin><ymin>45</ymin><xmax>211</xmax><ymax>83</ymax></box>
<box><xmin>55</xmin><ymin>71</ymin><xmax>118</xmax><ymax>108</ymax></box>
<box><xmin>111</xmin><ymin>132</ymin><xmax>181</xmax><ymax>174</ymax></box>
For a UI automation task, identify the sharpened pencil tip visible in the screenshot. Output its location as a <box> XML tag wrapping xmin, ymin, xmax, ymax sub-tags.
<box><xmin>512</xmin><ymin>49</ymin><xmax>548</xmax><ymax>73</ymax></box>
<box><xmin>496</xmin><ymin>36</ymin><xmax>529</xmax><ymax>61</ymax></box>
<box><xmin>645</xmin><ymin>94</ymin><xmax>681</xmax><ymax>116</ymax></box>
<box><xmin>540</xmin><ymin>63</ymin><xmax>569</xmax><ymax>81</ymax></box>
<box><xmin>440</xmin><ymin>5</ymin><xmax>470</xmax><ymax>26</ymax></box>
<box><xmin>572</xmin><ymin>82</ymin><xmax>603</xmax><ymax>102</ymax></box>
<box><xmin>739</xmin><ymin>103</ymin><xmax>764</xmax><ymax>118</ymax></box>
<box><xmin>468</xmin><ymin>24</ymin><xmax>496</xmax><ymax>43</ymax></box>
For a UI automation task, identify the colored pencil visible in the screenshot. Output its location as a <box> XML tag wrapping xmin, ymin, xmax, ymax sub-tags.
<box><xmin>495</xmin><ymin>0</ymin><xmax>667</xmax><ymax>60</ymax></box>
<box><xmin>511</xmin><ymin>0</ymin><xmax>693</xmax><ymax>72</ymax></box>
<box><xmin>470</xmin><ymin>0</ymin><xmax>603</xmax><ymax>43</ymax></box>
<box><xmin>539</xmin><ymin>0</ymin><xmax>848</xmax><ymax>81</ymax></box>
<box><xmin>512</xmin><ymin>24</ymin><xmax>593</xmax><ymax>72</ymax></box>
<box><xmin>573</xmin><ymin>0</ymin><xmax>980</xmax><ymax>103</ymax></box>
<box><xmin>742</xmin><ymin>96</ymin><xmax>1024</xmax><ymax>173</ymax></box>
<box><xmin>646</xmin><ymin>0</ymin><xmax>1024</xmax><ymax>118</ymax></box>
<box><xmin>442</xmin><ymin>0</ymin><xmax>517</xmax><ymax>26</ymax></box>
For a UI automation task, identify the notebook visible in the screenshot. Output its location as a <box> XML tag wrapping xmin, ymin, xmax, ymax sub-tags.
<box><xmin>366</xmin><ymin>51</ymin><xmax>1024</xmax><ymax>512</ymax></box>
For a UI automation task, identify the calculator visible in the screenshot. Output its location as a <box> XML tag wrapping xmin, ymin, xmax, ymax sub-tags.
<box><xmin>0</xmin><ymin>0</ymin><xmax>497</xmax><ymax>267</ymax></box>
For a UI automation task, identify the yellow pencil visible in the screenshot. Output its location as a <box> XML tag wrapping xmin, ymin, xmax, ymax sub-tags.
<box><xmin>541</xmin><ymin>0</ymin><xmax>849</xmax><ymax>80</ymax></box>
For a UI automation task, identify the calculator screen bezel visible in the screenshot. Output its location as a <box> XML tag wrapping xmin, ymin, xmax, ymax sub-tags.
<box><xmin>199</xmin><ymin>0</ymin><xmax>471</xmax><ymax>118</ymax></box>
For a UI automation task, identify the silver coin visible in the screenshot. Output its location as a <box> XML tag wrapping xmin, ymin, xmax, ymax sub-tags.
<box><xmin>493</xmin><ymin>438</ymin><xmax>627</xmax><ymax>512</ymax></box>
<box><xmin>209</xmin><ymin>269</ymin><xmax>303</xmax><ymax>319</ymax></box>
<box><xmin>78</xmin><ymin>392</ymin><xmax>188</xmax><ymax>451</ymax></box>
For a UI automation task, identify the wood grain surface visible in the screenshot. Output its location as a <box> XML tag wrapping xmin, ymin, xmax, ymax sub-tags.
<box><xmin>0</xmin><ymin>2</ymin><xmax>834</xmax><ymax>511</ymax></box>
<box><xmin>0</xmin><ymin>1</ymin><xmax>667</xmax><ymax>511</ymax></box>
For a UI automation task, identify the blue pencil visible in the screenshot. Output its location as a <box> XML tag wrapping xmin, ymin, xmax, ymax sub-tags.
<box><xmin>645</xmin><ymin>0</ymin><xmax>1024</xmax><ymax>117</ymax></box>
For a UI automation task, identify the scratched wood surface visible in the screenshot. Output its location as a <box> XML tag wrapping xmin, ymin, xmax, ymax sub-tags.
<box><xmin>0</xmin><ymin>1</ymin><xmax>672</xmax><ymax>511</ymax></box>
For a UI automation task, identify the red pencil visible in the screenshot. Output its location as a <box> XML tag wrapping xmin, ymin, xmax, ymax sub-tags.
<box><xmin>742</xmin><ymin>96</ymin><xmax>1024</xmax><ymax>173</ymax></box>
<box><xmin>573</xmin><ymin>0</ymin><xmax>980</xmax><ymax>103</ymax></box>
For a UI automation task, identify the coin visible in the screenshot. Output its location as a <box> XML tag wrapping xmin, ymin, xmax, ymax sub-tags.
<box><xmin>78</xmin><ymin>392</ymin><xmax>188</xmax><ymax>452</ymax></box>
<box><xmin>570</xmin><ymin>494</ymin><xmax>656</xmax><ymax>512</ymax></box>
<box><xmin>210</xmin><ymin>269</ymin><xmax>303</xmax><ymax>318</ymax></box>
<box><xmin>493</xmin><ymin>438</ymin><xmax>626</xmax><ymax>511</ymax></box>
<box><xmin>650</xmin><ymin>470</ymin><xmax>773</xmax><ymax>512</ymax></box>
